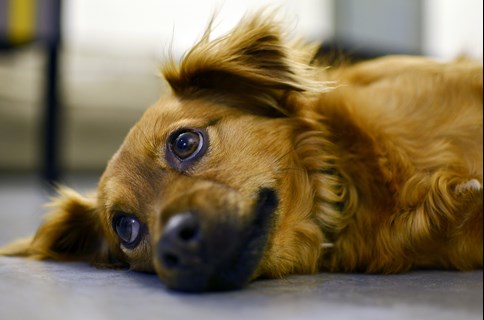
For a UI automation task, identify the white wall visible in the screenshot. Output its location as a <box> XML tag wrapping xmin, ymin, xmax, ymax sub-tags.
<box><xmin>63</xmin><ymin>0</ymin><xmax>333</xmax><ymax>56</ymax></box>
<box><xmin>424</xmin><ymin>0</ymin><xmax>483</xmax><ymax>60</ymax></box>
<box><xmin>64</xmin><ymin>0</ymin><xmax>483</xmax><ymax>60</ymax></box>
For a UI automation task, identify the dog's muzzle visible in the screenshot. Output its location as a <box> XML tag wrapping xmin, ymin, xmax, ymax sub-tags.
<box><xmin>155</xmin><ymin>188</ymin><xmax>278</xmax><ymax>292</ymax></box>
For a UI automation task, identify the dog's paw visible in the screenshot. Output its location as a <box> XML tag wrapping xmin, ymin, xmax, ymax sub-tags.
<box><xmin>455</xmin><ymin>179</ymin><xmax>482</xmax><ymax>195</ymax></box>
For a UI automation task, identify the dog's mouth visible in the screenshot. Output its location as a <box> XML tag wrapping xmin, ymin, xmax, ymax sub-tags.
<box><xmin>154</xmin><ymin>188</ymin><xmax>278</xmax><ymax>292</ymax></box>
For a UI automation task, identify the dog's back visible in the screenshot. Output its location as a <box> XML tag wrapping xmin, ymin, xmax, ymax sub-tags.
<box><xmin>308</xmin><ymin>55</ymin><xmax>482</xmax><ymax>272</ymax></box>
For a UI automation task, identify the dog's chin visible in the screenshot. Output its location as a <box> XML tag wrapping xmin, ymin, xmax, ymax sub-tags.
<box><xmin>156</xmin><ymin>188</ymin><xmax>278</xmax><ymax>292</ymax></box>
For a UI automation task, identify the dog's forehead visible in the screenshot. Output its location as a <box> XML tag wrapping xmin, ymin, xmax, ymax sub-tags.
<box><xmin>99</xmin><ymin>97</ymin><xmax>238</xmax><ymax>190</ymax></box>
<box><xmin>138</xmin><ymin>97</ymin><xmax>237</xmax><ymax>129</ymax></box>
<box><xmin>99</xmin><ymin>95</ymin><xmax>296</xmax><ymax>207</ymax></box>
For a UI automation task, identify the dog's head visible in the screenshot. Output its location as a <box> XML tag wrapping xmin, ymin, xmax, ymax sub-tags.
<box><xmin>2</xmin><ymin>13</ymin><xmax>341</xmax><ymax>292</ymax></box>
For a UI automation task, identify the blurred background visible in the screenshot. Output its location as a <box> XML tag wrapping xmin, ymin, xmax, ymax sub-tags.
<box><xmin>0</xmin><ymin>0</ymin><xmax>482</xmax><ymax>183</ymax></box>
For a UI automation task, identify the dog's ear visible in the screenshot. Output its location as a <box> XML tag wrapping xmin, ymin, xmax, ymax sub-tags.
<box><xmin>163</xmin><ymin>13</ymin><xmax>330</xmax><ymax>116</ymax></box>
<box><xmin>0</xmin><ymin>188</ymin><xmax>117</xmax><ymax>267</ymax></box>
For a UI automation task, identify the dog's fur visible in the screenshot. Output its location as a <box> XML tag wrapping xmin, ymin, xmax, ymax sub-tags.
<box><xmin>1</xmin><ymin>13</ymin><xmax>482</xmax><ymax>291</ymax></box>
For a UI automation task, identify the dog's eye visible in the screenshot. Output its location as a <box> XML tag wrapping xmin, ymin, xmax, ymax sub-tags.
<box><xmin>170</xmin><ymin>130</ymin><xmax>203</xmax><ymax>160</ymax></box>
<box><xmin>166</xmin><ymin>128</ymin><xmax>208</xmax><ymax>171</ymax></box>
<box><xmin>113</xmin><ymin>214</ymin><xmax>142</xmax><ymax>248</ymax></box>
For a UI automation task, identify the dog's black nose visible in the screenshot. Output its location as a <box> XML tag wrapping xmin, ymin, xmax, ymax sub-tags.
<box><xmin>158</xmin><ymin>212</ymin><xmax>203</xmax><ymax>270</ymax></box>
<box><xmin>157</xmin><ymin>210</ymin><xmax>243</xmax><ymax>292</ymax></box>
<box><xmin>156</xmin><ymin>189</ymin><xmax>278</xmax><ymax>292</ymax></box>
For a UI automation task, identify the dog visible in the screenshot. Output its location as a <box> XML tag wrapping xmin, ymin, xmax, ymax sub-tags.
<box><xmin>1</xmin><ymin>12</ymin><xmax>482</xmax><ymax>292</ymax></box>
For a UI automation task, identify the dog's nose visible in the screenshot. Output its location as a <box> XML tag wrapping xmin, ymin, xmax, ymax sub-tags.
<box><xmin>158</xmin><ymin>212</ymin><xmax>203</xmax><ymax>270</ymax></box>
<box><xmin>155</xmin><ymin>188</ymin><xmax>278</xmax><ymax>292</ymax></box>
<box><xmin>156</xmin><ymin>210</ymin><xmax>243</xmax><ymax>292</ymax></box>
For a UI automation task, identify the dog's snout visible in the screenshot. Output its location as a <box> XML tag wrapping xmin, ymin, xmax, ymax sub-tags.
<box><xmin>155</xmin><ymin>208</ymin><xmax>244</xmax><ymax>292</ymax></box>
<box><xmin>154</xmin><ymin>187</ymin><xmax>278</xmax><ymax>292</ymax></box>
<box><xmin>158</xmin><ymin>212</ymin><xmax>203</xmax><ymax>270</ymax></box>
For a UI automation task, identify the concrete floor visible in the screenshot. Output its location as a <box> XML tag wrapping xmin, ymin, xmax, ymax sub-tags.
<box><xmin>0</xmin><ymin>174</ymin><xmax>483</xmax><ymax>320</ymax></box>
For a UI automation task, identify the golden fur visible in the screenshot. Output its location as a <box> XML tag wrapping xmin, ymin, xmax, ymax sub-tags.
<box><xmin>1</xmin><ymin>13</ymin><xmax>482</xmax><ymax>290</ymax></box>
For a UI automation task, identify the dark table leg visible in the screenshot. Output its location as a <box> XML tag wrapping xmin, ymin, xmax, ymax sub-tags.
<box><xmin>42</xmin><ymin>42</ymin><xmax>61</xmax><ymax>184</ymax></box>
<box><xmin>41</xmin><ymin>0</ymin><xmax>62</xmax><ymax>185</ymax></box>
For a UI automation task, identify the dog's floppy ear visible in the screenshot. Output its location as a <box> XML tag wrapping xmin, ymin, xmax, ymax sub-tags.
<box><xmin>163</xmin><ymin>12</ymin><xmax>331</xmax><ymax>116</ymax></box>
<box><xmin>0</xmin><ymin>188</ymin><xmax>116</xmax><ymax>266</ymax></box>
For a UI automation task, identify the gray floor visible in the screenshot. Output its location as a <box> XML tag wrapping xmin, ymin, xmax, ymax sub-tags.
<box><xmin>1</xmin><ymin>174</ymin><xmax>483</xmax><ymax>320</ymax></box>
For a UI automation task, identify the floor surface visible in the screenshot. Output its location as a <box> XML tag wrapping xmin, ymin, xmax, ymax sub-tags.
<box><xmin>0</xmin><ymin>174</ymin><xmax>482</xmax><ymax>320</ymax></box>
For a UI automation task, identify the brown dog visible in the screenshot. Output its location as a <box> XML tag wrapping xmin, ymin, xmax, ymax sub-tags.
<box><xmin>1</xmin><ymin>13</ymin><xmax>482</xmax><ymax>292</ymax></box>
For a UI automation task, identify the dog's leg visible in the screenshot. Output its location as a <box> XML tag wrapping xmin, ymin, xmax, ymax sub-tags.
<box><xmin>455</xmin><ymin>179</ymin><xmax>482</xmax><ymax>194</ymax></box>
<box><xmin>375</xmin><ymin>171</ymin><xmax>483</xmax><ymax>272</ymax></box>
<box><xmin>446</xmin><ymin>177</ymin><xmax>483</xmax><ymax>270</ymax></box>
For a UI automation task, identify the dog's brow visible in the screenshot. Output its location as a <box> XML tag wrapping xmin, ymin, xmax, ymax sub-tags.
<box><xmin>106</xmin><ymin>201</ymin><xmax>136</xmax><ymax>216</ymax></box>
<box><xmin>101</xmin><ymin>187</ymin><xmax>139</xmax><ymax>216</ymax></box>
<box><xmin>207</xmin><ymin>118</ymin><xmax>221</xmax><ymax>127</ymax></box>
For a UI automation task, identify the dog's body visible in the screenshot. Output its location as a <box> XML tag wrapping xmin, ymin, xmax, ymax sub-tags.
<box><xmin>1</xmin><ymin>14</ymin><xmax>482</xmax><ymax>292</ymax></box>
